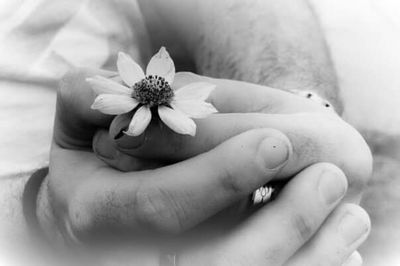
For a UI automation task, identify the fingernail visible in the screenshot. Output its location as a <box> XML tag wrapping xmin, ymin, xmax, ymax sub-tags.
<box><xmin>109</xmin><ymin>113</ymin><xmax>131</xmax><ymax>139</ymax></box>
<box><xmin>110</xmin><ymin>112</ymin><xmax>145</xmax><ymax>149</ymax></box>
<box><xmin>258</xmin><ymin>137</ymin><xmax>290</xmax><ymax>169</ymax></box>
<box><xmin>318</xmin><ymin>169</ymin><xmax>347</xmax><ymax>205</ymax></box>
<box><xmin>339</xmin><ymin>212</ymin><xmax>370</xmax><ymax>246</ymax></box>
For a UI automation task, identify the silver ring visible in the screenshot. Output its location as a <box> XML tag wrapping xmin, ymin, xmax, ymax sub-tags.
<box><xmin>252</xmin><ymin>186</ymin><xmax>274</xmax><ymax>205</ymax></box>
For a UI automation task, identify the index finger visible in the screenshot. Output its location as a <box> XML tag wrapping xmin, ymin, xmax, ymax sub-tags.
<box><xmin>173</xmin><ymin>72</ymin><xmax>335</xmax><ymax>114</ymax></box>
<box><xmin>109</xmin><ymin>72</ymin><xmax>336</xmax><ymax>157</ymax></box>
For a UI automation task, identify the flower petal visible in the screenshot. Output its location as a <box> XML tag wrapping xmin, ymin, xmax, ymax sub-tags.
<box><xmin>146</xmin><ymin>47</ymin><xmax>175</xmax><ymax>85</ymax></box>
<box><xmin>124</xmin><ymin>106</ymin><xmax>152</xmax><ymax>136</ymax></box>
<box><xmin>158</xmin><ymin>106</ymin><xmax>196</xmax><ymax>136</ymax></box>
<box><xmin>174</xmin><ymin>82</ymin><xmax>216</xmax><ymax>101</ymax></box>
<box><xmin>171</xmin><ymin>100</ymin><xmax>218</xmax><ymax>119</ymax></box>
<box><xmin>91</xmin><ymin>94</ymin><xmax>139</xmax><ymax>115</ymax></box>
<box><xmin>86</xmin><ymin>75</ymin><xmax>132</xmax><ymax>95</ymax></box>
<box><xmin>117</xmin><ymin>52</ymin><xmax>145</xmax><ymax>86</ymax></box>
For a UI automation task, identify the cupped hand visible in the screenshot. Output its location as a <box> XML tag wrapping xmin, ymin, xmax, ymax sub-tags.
<box><xmin>79</xmin><ymin>164</ymin><xmax>370</xmax><ymax>266</ymax></box>
<box><xmin>179</xmin><ymin>163</ymin><xmax>370</xmax><ymax>266</ymax></box>
<box><xmin>94</xmin><ymin>72</ymin><xmax>372</xmax><ymax>203</ymax></box>
<box><xmin>46</xmin><ymin>68</ymin><xmax>295</xmax><ymax>242</ymax></box>
<box><xmin>43</xmin><ymin>68</ymin><xmax>372</xmax><ymax>265</ymax></box>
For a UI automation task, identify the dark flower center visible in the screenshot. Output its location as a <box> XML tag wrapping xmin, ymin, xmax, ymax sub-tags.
<box><xmin>132</xmin><ymin>75</ymin><xmax>174</xmax><ymax>107</ymax></box>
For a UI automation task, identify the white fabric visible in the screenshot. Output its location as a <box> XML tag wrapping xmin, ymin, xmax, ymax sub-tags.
<box><xmin>0</xmin><ymin>0</ymin><xmax>150</xmax><ymax>177</ymax></box>
<box><xmin>309</xmin><ymin>0</ymin><xmax>400</xmax><ymax>135</ymax></box>
<box><xmin>0</xmin><ymin>1</ymin><xmax>399</xmax><ymax>265</ymax></box>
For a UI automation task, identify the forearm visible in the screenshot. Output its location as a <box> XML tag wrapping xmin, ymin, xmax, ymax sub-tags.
<box><xmin>139</xmin><ymin>0</ymin><xmax>342</xmax><ymax>112</ymax></box>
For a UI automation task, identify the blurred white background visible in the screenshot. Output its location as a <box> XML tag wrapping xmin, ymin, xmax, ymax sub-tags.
<box><xmin>0</xmin><ymin>0</ymin><xmax>399</xmax><ymax>265</ymax></box>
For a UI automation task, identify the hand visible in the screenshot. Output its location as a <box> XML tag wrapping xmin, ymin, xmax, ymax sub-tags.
<box><xmin>94</xmin><ymin>72</ymin><xmax>372</xmax><ymax>204</ymax></box>
<box><xmin>38</xmin><ymin>67</ymin><xmax>372</xmax><ymax>266</ymax></box>
<box><xmin>43</xmin><ymin>68</ymin><xmax>371</xmax><ymax>244</ymax></box>
<box><xmin>179</xmin><ymin>163</ymin><xmax>370</xmax><ymax>266</ymax></box>
<box><xmin>43</xmin><ymin>68</ymin><xmax>295</xmax><ymax>242</ymax></box>
<box><xmin>48</xmin><ymin>66</ymin><xmax>370</xmax><ymax>239</ymax></box>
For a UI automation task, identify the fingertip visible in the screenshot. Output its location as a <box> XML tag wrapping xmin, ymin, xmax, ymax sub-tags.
<box><xmin>342</xmin><ymin>204</ymin><xmax>371</xmax><ymax>227</ymax></box>
<box><xmin>118</xmin><ymin>51</ymin><xmax>127</xmax><ymax>59</ymax></box>
<box><xmin>343</xmin><ymin>251</ymin><xmax>363</xmax><ymax>266</ymax></box>
<box><xmin>174</xmin><ymin>71</ymin><xmax>200</xmax><ymax>80</ymax></box>
<box><xmin>339</xmin><ymin>204</ymin><xmax>371</xmax><ymax>247</ymax></box>
<box><xmin>316</xmin><ymin>163</ymin><xmax>348</xmax><ymax>206</ymax></box>
<box><xmin>173</xmin><ymin>72</ymin><xmax>206</xmax><ymax>88</ymax></box>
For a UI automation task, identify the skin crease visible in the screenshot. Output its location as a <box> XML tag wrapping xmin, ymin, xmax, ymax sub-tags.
<box><xmin>32</xmin><ymin>0</ymin><xmax>373</xmax><ymax>265</ymax></box>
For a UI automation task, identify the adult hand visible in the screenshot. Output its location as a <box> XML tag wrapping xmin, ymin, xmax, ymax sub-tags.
<box><xmin>43</xmin><ymin>67</ymin><xmax>370</xmax><ymax>244</ymax></box>
<box><xmin>94</xmin><ymin>72</ymin><xmax>372</xmax><ymax>204</ymax></box>
<box><xmin>43</xmin><ymin>68</ymin><xmax>294</xmax><ymax>242</ymax></box>
<box><xmin>179</xmin><ymin>163</ymin><xmax>370</xmax><ymax>266</ymax></box>
<box><xmin>43</xmin><ymin>68</ymin><xmax>371</xmax><ymax>245</ymax></box>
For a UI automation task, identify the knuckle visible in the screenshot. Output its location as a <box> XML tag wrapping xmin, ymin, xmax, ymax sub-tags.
<box><xmin>216</xmin><ymin>147</ymin><xmax>260</xmax><ymax>196</ymax></box>
<box><xmin>305</xmin><ymin>114</ymin><xmax>373</xmax><ymax>192</ymax></box>
<box><xmin>134</xmin><ymin>182</ymin><xmax>185</xmax><ymax>234</ymax></box>
<box><xmin>57</xmin><ymin>68</ymin><xmax>93</xmax><ymax>121</ymax></box>
<box><xmin>218</xmin><ymin>163</ymin><xmax>248</xmax><ymax>196</ymax></box>
<box><xmin>290</xmin><ymin>211</ymin><xmax>317</xmax><ymax>243</ymax></box>
<box><xmin>58</xmin><ymin>68</ymin><xmax>88</xmax><ymax>100</ymax></box>
<box><xmin>218</xmin><ymin>136</ymin><xmax>259</xmax><ymax>190</ymax></box>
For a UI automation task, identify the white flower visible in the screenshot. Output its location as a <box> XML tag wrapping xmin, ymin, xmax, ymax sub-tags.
<box><xmin>87</xmin><ymin>47</ymin><xmax>218</xmax><ymax>136</ymax></box>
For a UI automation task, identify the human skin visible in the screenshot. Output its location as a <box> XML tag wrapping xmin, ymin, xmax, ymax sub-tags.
<box><xmin>107</xmin><ymin>0</ymin><xmax>371</xmax><ymax>202</ymax></box>
<box><xmin>40</xmin><ymin>69</ymin><xmax>371</xmax><ymax>266</ymax></box>
<box><xmin>138</xmin><ymin>0</ymin><xmax>342</xmax><ymax>112</ymax></box>
<box><xmin>34</xmin><ymin>0</ymin><xmax>373</xmax><ymax>264</ymax></box>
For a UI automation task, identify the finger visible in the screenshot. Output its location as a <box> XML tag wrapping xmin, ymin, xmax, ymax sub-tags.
<box><xmin>343</xmin><ymin>251</ymin><xmax>363</xmax><ymax>266</ymax></box>
<box><xmin>66</xmin><ymin>128</ymin><xmax>292</xmax><ymax>239</ymax></box>
<box><xmin>54</xmin><ymin>68</ymin><xmax>117</xmax><ymax>149</ymax></box>
<box><xmin>92</xmin><ymin>130</ymin><xmax>164</xmax><ymax>171</ymax></box>
<box><xmin>112</xmin><ymin>113</ymin><xmax>342</xmax><ymax>161</ymax></box>
<box><xmin>111</xmin><ymin>112</ymin><xmax>372</xmax><ymax>201</ymax></box>
<box><xmin>110</xmin><ymin>71</ymin><xmax>333</xmax><ymax>152</ymax></box>
<box><xmin>172</xmin><ymin>72</ymin><xmax>332</xmax><ymax>114</ymax></box>
<box><xmin>287</xmin><ymin>204</ymin><xmax>370</xmax><ymax>266</ymax></box>
<box><xmin>219</xmin><ymin>163</ymin><xmax>348</xmax><ymax>265</ymax></box>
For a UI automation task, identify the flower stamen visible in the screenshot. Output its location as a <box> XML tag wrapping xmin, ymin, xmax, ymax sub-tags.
<box><xmin>132</xmin><ymin>75</ymin><xmax>174</xmax><ymax>107</ymax></box>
